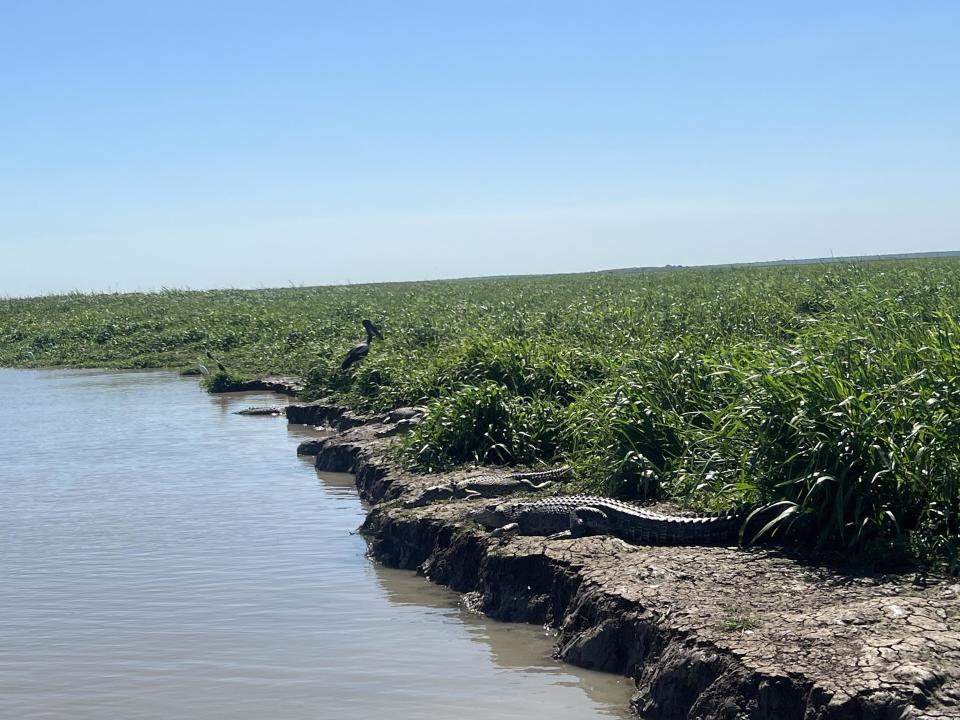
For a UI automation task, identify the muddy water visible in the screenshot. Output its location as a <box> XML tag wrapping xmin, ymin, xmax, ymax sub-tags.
<box><xmin>0</xmin><ymin>369</ymin><xmax>633</xmax><ymax>719</ymax></box>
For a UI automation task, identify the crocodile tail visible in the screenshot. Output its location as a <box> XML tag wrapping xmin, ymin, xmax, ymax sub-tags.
<box><xmin>629</xmin><ymin>514</ymin><xmax>743</xmax><ymax>546</ymax></box>
<box><xmin>507</xmin><ymin>465</ymin><xmax>573</xmax><ymax>482</ymax></box>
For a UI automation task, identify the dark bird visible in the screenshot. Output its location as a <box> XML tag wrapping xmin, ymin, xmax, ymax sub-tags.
<box><xmin>205</xmin><ymin>350</ymin><xmax>227</xmax><ymax>373</ymax></box>
<box><xmin>341</xmin><ymin>319</ymin><xmax>383</xmax><ymax>370</ymax></box>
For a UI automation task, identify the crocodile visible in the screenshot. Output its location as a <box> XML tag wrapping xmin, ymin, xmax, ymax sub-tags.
<box><xmin>404</xmin><ymin>466</ymin><xmax>572</xmax><ymax>508</ymax></box>
<box><xmin>374</xmin><ymin>417</ymin><xmax>423</xmax><ymax>438</ymax></box>
<box><xmin>374</xmin><ymin>407</ymin><xmax>427</xmax><ymax>438</ymax></box>
<box><xmin>471</xmin><ymin>495</ymin><xmax>757</xmax><ymax>545</ymax></box>
<box><xmin>235</xmin><ymin>406</ymin><xmax>286</xmax><ymax>416</ymax></box>
<box><xmin>381</xmin><ymin>406</ymin><xmax>426</xmax><ymax>423</ymax></box>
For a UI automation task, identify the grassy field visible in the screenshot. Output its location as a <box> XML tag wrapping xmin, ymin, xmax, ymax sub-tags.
<box><xmin>3</xmin><ymin>261</ymin><xmax>959</xmax><ymax>571</ymax></box>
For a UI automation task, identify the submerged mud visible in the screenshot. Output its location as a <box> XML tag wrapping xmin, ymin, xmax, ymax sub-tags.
<box><xmin>289</xmin><ymin>401</ymin><xmax>960</xmax><ymax>720</ymax></box>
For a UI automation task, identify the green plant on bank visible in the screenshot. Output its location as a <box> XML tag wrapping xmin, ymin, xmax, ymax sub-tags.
<box><xmin>719</xmin><ymin>610</ymin><xmax>761</xmax><ymax>633</ymax></box>
<box><xmin>2</xmin><ymin>260</ymin><xmax>959</xmax><ymax>572</ymax></box>
<box><xmin>401</xmin><ymin>381</ymin><xmax>563</xmax><ymax>470</ymax></box>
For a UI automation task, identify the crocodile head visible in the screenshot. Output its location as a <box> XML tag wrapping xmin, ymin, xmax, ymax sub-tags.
<box><xmin>470</xmin><ymin>501</ymin><xmax>517</xmax><ymax>529</ymax></box>
<box><xmin>419</xmin><ymin>483</ymin><xmax>455</xmax><ymax>503</ymax></box>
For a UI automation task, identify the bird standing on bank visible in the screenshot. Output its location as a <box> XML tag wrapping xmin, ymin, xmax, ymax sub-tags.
<box><xmin>205</xmin><ymin>350</ymin><xmax>227</xmax><ymax>373</ymax></box>
<box><xmin>341</xmin><ymin>319</ymin><xmax>383</xmax><ymax>370</ymax></box>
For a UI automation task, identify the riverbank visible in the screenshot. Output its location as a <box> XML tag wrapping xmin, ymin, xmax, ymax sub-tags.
<box><xmin>282</xmin><ymin>398</ymin><xmax>960</xmax><ymax>719</ymax></box>
<box><xmin>6</xmin><ymin>262</ymin><xmax>960</xmax><ymax>571</ymax></box>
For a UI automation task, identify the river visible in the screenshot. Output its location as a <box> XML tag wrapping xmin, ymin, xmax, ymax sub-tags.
<box><xmin>0</xmin><ymin>369</ymin><xmax>633</xmax><ymax>719</ymax></box>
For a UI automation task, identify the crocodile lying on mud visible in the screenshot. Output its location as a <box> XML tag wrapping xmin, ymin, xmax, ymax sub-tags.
<box><xmin>281</xmin><ymin>400</ymin><xmax>960</xmax><ymax>719</ymax></box>
<box><xmin>403</xmin><ymin>466</ymin><xmax>572</xmax><ymax>508</ymax></box>
<box><xmin>472</xmin><ymin>494</ymin><xmax>754</xmax><ymax>545</ymax></box>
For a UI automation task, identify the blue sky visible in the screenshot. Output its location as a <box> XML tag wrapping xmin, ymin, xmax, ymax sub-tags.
<box><xmin>1</xmin><ymin>1</ymin><xmax>958</xmax><ymax>296</ymax></box>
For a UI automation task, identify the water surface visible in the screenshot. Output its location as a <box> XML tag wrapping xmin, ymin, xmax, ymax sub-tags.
<box><xmin>0</xmin><ymin>369</ymin><xmax>633</xmax><ymax>719</ymax></box>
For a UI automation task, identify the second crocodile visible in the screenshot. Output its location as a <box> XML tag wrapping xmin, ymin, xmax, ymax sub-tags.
<box><xmin>471</xmin><ymin>494</ymin><xmax>758</xmax><ymax>545</ymax></box>
<box><xmin>404</xmin><ymin>466</ymin><xmax>572</xmax><ymax>508</ymax></box>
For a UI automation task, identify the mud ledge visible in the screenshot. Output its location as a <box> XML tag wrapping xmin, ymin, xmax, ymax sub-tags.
<box><xmin>209</xmin><ymin>375</ymin><xmax>304</xmax><ymax>396</ymax></box>
<box><xmin>287</xmin><ymin>402</ymin><xmax>960</xmax><ymax>720</ymax></box>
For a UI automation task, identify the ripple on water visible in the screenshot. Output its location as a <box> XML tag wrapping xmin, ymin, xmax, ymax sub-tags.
<box><xmin>0</xmin><ymin>369</ymin><xmax>633</xmax><ymax>720</ymax></box>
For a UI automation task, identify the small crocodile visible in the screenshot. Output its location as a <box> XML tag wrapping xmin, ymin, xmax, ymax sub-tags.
<box><xmin>381</xmin><ymin>407</ymin><xmax>426</xmax><ymax>423</ymax></box>
<box><xmin>471</xmin><ymin>495</ymin><xmax>752</xmax><ymax>545</ymax></box>
<box><xmin>374</xmin><ymin>407</ymin><xmax>427</xmax><ymax>438</ymax></box>
<box><xmin>404</xmin><ymin>466</ymin><xmax>572</xmax><ymax>508</ymax></box>
<box><xmin>235</xmin><ymin>406</ymin><xmax>286</xmax><ymax>416</ymax></box>
<box><xmin>374</xmin><ymin>417</ymin><xmax>423</xmax><ymax>438</ymax></box>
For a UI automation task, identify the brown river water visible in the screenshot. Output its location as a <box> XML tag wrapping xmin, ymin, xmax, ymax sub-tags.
<box><xmin>0</xmin><ymin>369</ymin><xmax>634</xmax><ymax>719</ymax></box>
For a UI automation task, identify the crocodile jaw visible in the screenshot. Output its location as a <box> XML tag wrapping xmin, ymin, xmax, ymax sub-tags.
<box><xmin>470</xmin><ymin>503</ymin><xmax>512</xmax><ymax>529</ymax></box>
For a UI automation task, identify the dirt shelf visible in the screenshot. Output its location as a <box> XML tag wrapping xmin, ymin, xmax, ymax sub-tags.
<box><xmin>292</xmin><ymin>409</ymin><xmax>960</xmax><ymax>720</ymax></box>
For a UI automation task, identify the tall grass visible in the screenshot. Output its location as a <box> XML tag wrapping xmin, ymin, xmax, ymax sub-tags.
<box><xmin>2</xmin><ymin>261</ymin><xmax>958</xmax><ymax>569</ymax></box>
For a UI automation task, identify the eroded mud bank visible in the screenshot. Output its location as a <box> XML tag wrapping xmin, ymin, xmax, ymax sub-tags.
<box><xmin>286</xmin><ymin>399</ymin><xmax>960</xmax><ymax>720</ymax></box>
<box><xmin>214</xmin><ymin>375</ymin><xmax>305</xmax><ymax>396</ymax></box>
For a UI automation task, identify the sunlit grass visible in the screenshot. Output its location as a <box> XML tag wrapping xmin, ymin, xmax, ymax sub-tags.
<box><xmin>2</xmin><ymin>261</ymin><xmax>958</xmax><ymax>570</ymax></box>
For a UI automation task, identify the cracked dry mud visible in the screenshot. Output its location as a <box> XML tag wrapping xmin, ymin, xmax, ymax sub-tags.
<box><xmin>290</xmin><ymin>403</ymin><xmax>960</xmax><ymax>719</ymax></box>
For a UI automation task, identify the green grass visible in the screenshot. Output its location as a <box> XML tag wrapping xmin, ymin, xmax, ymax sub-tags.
<box><xmin>719</xmin><ymin>609</ymin><xmax>761</xmax><ymax>633</ymax></box>
<box><xmin>3</xmin><ymin>260</ymin><xmax>959</xmax><ymax>571</ymax></box>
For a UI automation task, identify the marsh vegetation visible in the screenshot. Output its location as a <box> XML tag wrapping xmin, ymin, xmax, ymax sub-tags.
<box><xmin>3</xmin><ymin>261</ymin><xmax>958</xmax><ymax>570</ymax></box>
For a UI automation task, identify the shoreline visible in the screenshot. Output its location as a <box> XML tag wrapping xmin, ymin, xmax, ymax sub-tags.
<box><xmin>280</xmin><ymin>396</ymin><xmax>960</xmax><ymax>719</ymax></box>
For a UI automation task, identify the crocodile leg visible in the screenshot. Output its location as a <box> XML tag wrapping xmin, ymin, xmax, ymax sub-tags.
<box><xmin>490</xmin><ymin>522</ymin><xmax>520</xmax><ymax>537</ymax></box>
<box><xmin>523</xmin><ymin>480</ymin><xmax>555</xmax><ymax>491</ymax></box>
<box><xmin>570</xmin><ymin>506</ymin><xmax>613</xmax><ymax>537</ymax></box>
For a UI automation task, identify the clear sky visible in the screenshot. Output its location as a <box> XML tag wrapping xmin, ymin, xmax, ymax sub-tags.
<box><xmin>1</xmin><ymin>1</ymin><xmax>958</xmax><ymax>296</ymax></box>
